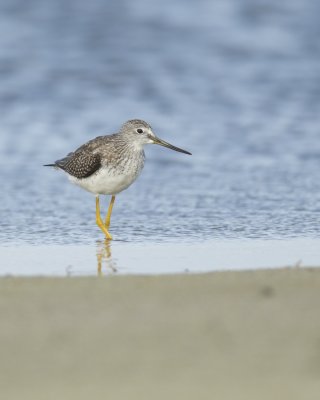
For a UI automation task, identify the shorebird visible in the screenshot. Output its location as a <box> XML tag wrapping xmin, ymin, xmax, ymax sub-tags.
<box><xmin>44</xmin><ymin>119</ymin><xmax>191</xmax><ymax>239</ymax></box>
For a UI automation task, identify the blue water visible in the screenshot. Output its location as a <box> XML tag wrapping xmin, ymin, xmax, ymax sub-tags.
<box><xmin>0</xmin><ymin>0</ymin><xmax>320</xmax><ymax>253</ymax></box>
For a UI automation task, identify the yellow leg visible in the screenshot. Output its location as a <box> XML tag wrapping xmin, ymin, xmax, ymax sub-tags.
<box><xmin>105</xmin><ymin>195</ymin><xmax>116</xmax><ymax>229</ymax></box>
<box><xmin>96</xmin><ymin>196</ymin><xmax>112</xmax><ymax>240</ymax></box>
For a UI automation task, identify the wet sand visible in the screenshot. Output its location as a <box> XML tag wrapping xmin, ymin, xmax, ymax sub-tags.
<box><xmin>1</xmin><ymin>238</ymin><xmax>320</xmax><ymax>276</ymax></box>
<box><xmin>1</xmin><ymin>268</ymin><xmax>320</xmax><ymax>400</ymax></box>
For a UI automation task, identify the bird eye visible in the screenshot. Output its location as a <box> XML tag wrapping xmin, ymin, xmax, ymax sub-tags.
<box><xmin>136</xmin><ymin>128</ymin><xmax>143</xmax><ymax>134</ymax></box>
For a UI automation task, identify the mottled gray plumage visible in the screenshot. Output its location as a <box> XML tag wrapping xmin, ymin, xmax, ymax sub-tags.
<box><xmin>45</xmin><ymin>119</ymin><xmax>191</xmax><ymax>196</ymax></box>
<box><xmin>46</xmin><ymin>120</ymin><xmax>153</xmax><ymax>180</ymax></box>
<box><xmin>53</xmin><ymin>151</ymin><xmax>101</xmax><ymax>179</ymax></box>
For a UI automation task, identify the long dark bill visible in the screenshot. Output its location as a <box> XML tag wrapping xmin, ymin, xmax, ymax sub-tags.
<box><xmin>152</xmin><ymin>137</ymin><xmax>192</xmax><ymax>155</ymax></box>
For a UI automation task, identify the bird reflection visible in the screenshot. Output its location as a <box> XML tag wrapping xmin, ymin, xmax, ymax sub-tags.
<box><xmin>96</xmin><ymin>239</ymin><xmax>117</xmax><ymax>276</ymax></box>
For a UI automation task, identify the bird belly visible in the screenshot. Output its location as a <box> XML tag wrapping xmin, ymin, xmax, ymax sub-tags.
<box><xmin>68</xmin><ymin>167</ymin><xmax>141</xmax><ymax>195</ymax></box>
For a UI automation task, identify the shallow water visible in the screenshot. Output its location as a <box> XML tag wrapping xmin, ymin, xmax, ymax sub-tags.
<box><xmin>1</xmin><ymin>239</ymin><xmax>319</xmax><ymax>277</ymax></box>
<box><xmin>0</xmin><ymin>1</ymin><xmax>319</xmax><ymax>275</ymax></box>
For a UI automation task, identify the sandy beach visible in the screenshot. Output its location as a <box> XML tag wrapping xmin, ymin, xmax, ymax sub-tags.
<box><xmin>1</xmin><ymin>268</ymin><xmax>320</xmax><ymax>400</ymax></box>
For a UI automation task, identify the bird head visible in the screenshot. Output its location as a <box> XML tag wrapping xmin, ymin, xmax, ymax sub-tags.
<box><xmin>120</xmin><ymin>119</ymin><xmax>192</xmax><ymax>155</ymax></box>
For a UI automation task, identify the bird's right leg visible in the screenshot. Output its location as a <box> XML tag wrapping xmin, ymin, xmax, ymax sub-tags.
<box><xmin>95</xmin><ymin>196</ymin><xmax>112</xmax><ymax>240</ymax></box>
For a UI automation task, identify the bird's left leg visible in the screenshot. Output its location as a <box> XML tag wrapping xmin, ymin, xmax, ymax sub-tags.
<box><xmin>105</xmin><ymin>195</ymin><xmax>116</xmax><ymax>229</ymax></box>
<box><xmin>96</xmin><ymin>196</ymin><xmax>112</xmax><ymax>240</ymax></box>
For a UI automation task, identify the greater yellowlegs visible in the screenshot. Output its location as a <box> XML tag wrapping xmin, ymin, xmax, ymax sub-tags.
<box><xmin>44</xmin><ymin>119</ymin><xmax>191</xmax><ymax>239</ymax></box>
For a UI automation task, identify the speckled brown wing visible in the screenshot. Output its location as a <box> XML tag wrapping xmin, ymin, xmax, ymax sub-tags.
<box><xmin>54</xmin><ymin>150</ymin><xmax>101</xmax><ymax>179</ymax></box>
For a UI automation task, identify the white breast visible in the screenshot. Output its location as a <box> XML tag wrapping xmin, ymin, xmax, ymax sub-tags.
<box><xmin>68</xmin><ymin>165</ymin><xmax>143</xmax><ymax>195</ymax></box>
